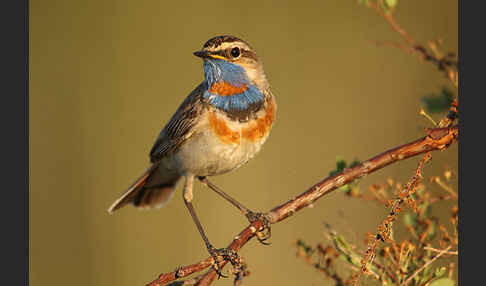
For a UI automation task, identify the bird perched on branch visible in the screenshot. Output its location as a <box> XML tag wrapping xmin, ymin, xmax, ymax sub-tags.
<box><xmin>108</xmin><ymin>35</ymin><xmax>276</xmax><ymax>276</ymax></box>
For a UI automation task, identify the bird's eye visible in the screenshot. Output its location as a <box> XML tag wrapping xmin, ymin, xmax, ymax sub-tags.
<box><xmin>230</xmin><ymin>47</ymin><xmax>240</xmax><ymax>58</ymax></box>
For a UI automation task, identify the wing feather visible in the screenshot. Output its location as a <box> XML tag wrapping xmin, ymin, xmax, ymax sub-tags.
<box><xmin>149</xmin><ymin>83</ymin><xmax>206</xmax><ymax>162</ymax></box>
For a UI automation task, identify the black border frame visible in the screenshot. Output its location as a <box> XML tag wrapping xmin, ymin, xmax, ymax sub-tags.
<box><xmin>459</xmin><ymin>1</ymin><xmax>482</xmax><ymax>286</ymax></box>
<box><xmin>0</xmin><ymin>0</ymin><xmax>470</xmax><ymax>285</ymax></box>
<box><xmin>2</xmin><ymin>0</ymin><xmax>29</xmax><ymax>285</ymax></box>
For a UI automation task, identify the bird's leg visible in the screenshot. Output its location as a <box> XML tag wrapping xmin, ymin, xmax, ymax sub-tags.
<box><xmin>197</xmin><ymin>176</ymin><xmax>272</xmax><ymax>245</ymax></box>
<box><xmin>197</xmin><ymin>176</ymin><xmax>250</xmax><ymax>215</ymax></box>
<box><xmin>182</xmin><ymin>175</ymin><xmax>240</xmax><ymax>278</ymax></box>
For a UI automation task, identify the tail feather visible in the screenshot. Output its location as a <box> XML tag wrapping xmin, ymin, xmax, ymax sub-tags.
<box><xmin>107</xmin><ymin>164</ymin><xmax>180</xmax><ymax>214</ymax></box>
<box><xmin>132</xmin><ymin>181</ymin><xmax>178</xmax><ymax>209</ymax></box>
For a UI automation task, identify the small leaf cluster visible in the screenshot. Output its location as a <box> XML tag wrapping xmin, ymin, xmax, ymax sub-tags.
<box><xmin>329</xmin><ymin>158</ymin><xmax>361</xmax><ymax>195</ymax></box>
<box><xmin>421</xmin><ymin>88</ymin><xmax>455</xmax><ymax>114</ymax></box>
<box><xmin>357</xmin><ymin>0</ymin><xmax>398</xmax><ymax>13</ymax></box>
<box><xmin>295</xmin><ymin>169</ymin><xmax>457</xmax><ymax>286</ymax></box>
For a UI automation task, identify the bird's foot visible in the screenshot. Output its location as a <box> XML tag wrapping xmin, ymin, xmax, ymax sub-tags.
<box><xmin>245</xmin><ymin>211</ymin><xmax>272</xmax><ymax>245</ymax></box>
<box><xmin>207</xmin><ymin>245</ymin><xmax>240</xmax><ymax>279</ymax></box>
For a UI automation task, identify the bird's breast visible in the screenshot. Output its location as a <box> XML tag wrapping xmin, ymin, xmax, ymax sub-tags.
<box><xmin>207</xmin><ymin>96</ymin><xmax>276</xmax><ymax>145</ymax></box>
<box><xmin>164</xmin><ymin>96</ymin><xmax>276</xmax><ymax>177</ymax></box>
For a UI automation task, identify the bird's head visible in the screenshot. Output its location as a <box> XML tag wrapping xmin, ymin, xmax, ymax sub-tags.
<box><xmin>194</xmin><ymin>35</ymin><xmax>269</xmax><ymax>91</ymax></box>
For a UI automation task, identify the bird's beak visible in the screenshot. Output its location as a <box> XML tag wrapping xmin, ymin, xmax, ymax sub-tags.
<box><xmin>193</xmin><ymin>50</ymin><xmax>225</xmax><ymax>60</ymax></box>
<box><xmin>193</xmin><ymin>50</ymin><xmax>209</xmax><ymax>58</ymax></box>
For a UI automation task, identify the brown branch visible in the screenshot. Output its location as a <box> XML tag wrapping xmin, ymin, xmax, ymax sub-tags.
<box><xmin>146</xmin><ymin>126</ymin><xmax>458</xmax><ymax>286</ymax></box>
<box><xmin>267</xmin><ymin>126</ymin><xmax>457</xmax><ymax>224</ymax></box>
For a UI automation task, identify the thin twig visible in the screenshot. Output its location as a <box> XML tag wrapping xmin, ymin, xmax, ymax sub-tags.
<box><xmin>367</xmin><ymin>0</ymin><xmax>415</xmax><ymax>45</ymax></box>
<box><xmin>366</xmin><ymin>0</ymin><xmax>458</xmax><ymax>81</ymax></box>
<box><xmin>432</xmin><ymin>177</ymin><xmax>458</xmax><ymax>199</ymax></box>
<box><xmin>400</xmin><ymin>246</ymin><xmax>453</xmax><ymax>286</ymax></box>
<box><xmin>423</xmin><ymin>246</ymin><xmax>458</xmax><ymax>256</ymax></box>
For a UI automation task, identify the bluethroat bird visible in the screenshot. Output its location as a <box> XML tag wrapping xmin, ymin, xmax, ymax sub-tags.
<box><xmin>108</xmin><ymin>35</ymin><xmax>276</xmax><ymax>276</ymax></box>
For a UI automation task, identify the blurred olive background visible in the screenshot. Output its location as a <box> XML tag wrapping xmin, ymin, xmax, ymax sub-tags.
<box><xmin>30</xmin><ymin>0</ymin><xmax>457</xmax><ymax>285</ymax></box>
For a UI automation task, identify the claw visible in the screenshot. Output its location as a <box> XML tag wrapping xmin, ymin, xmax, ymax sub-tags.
<box><xmin>207</xmin><ymin>245</ymin><xmax>240</xmax><ymax>279</ymax></box>
<box><xmin>208</xmin><ymin>245</ymin><xmax>227</xmax><ymax>279</ymax></box>
<box><xmin>245</xmin><ymin>212</ymin><xmax>272</xmax><ymax>245</ymax></box>
<box><xmin>232</xmin><ymin>256</ymin><xmax>250</xmax><ymax>285</ymax></box>
<box><xmin>174</xmin><ymin>266</ymin><xmax>184</xmax><ymax>278</ymax></box>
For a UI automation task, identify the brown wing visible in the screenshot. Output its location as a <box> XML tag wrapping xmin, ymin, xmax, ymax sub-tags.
<box><xmin>108</xmin><ymin>85</ymin><xmax>206</xmax><ymax>213</ymax></box>
<box><xmin>149</xmin><ymin>82</ymin><xmax>206</xmax><ymax>163</ymax></box>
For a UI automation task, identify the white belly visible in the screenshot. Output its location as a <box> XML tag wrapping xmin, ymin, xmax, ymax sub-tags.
<box><xmin>166</xmin><ymin>127</ymin><xmax>266</xmax><ymax>176</ymax></box>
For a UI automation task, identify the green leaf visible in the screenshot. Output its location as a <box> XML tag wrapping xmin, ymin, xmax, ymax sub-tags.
<box><xmin>403</xmin><ymin>212</ymin><xmax>418</xmax><ymax>228</ymax></box>
<box><xmin>418</xmin><ymin>203</ymin><xmax>432</xmax><ymax>219</ymax></box>
<box><xmin>329</xmin><ymin>160</ymin><xmax>344</xmax><ymax>176</ymax></box>
<box><xmin>385</xmin><ymin>0</ymin><xmax>398</xmax><ymax>8</ymax></box>
<box><xmin>422</xmin><ymin>265</ymin><xmax>432</xmax><ymax>283</ymax></box>
<box><xmin>296</xmin><ymin>239</ymin><xmax>313</xmax><ymax>254</ymax></box>
<box><xmin>421</xmin><ymin>88</ymin><xmax>454</xmax><ymax>113</ymax></box>
<box><xmin>348</xmin><ymin>183</ymin><xmax>360</xmax><ymax>195</ymax></box>
<box><xmin>332</xmin><ymin>235</ymin><xmax>363</xmax><ymax>267</ymax></box>
<box><xmin>337</xmin><ymin>160</ymin><xmax>346</xmax><ymax>171</ymax></box>
<box><xmin>334</xmin><ymin>235</ymin><xmax>352</xmax><ymax>253</ymax></box>
<box><xmin>338</xmin><ymin>184</ymin><xmax>350</xmax><ymax>192</ymax></box>
<box><xmin>428</xmin><ymin>220</ymin><xmax>436</xmax><ymax>239</ymax></box>
<box><xmin>329</xmin><ymin>159</ymin><xmax>361</xmax><ymax>194</ymax></box>
<box><xmin>434</xmin><ymin>266</ymin><xmax>447</xmax><ymax>278</ymax></box>
<box><xmin>349</xmin><ymin>160</ymin><xmax>361</xmax><ymax>168</ymax></box>
<box><xmin>415</xmin><ymin>184</ymin><xmax>426</xmax><ymax>196</ymax></box>
<box><xmin>429</xmin><ymin>277</ymin><xmax>455</xmax><ymax>286</ymax></box>
<box><xmin>329</xmin><ymin>158</ymin><xmax>361</xmax><ymax>177</ymax></box>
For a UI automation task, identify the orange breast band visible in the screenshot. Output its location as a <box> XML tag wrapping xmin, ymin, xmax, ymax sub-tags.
<box><xmin>209</xmin><ymin>99</ymin><xmax>276</xmax><ymax>144</ymax></box>
<box><xmin>209</xmin><ymin>81</ymin><xmax>248</xmax><ymax>97</ymax></box>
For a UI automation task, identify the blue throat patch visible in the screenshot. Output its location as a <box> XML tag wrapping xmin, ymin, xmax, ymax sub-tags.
<box><xmin>202</xmin><ymin>59</ymin><xmax>264</xmax><ymax>112</ymax></box>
